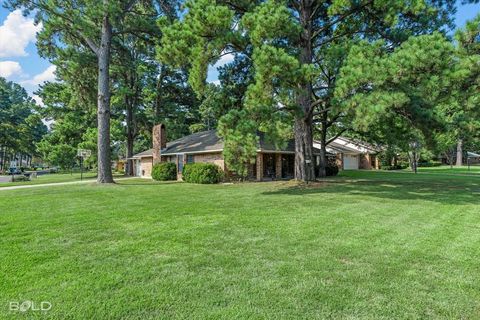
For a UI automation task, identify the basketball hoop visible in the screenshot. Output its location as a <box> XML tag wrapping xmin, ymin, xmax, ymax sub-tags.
<box><xmin>77</xmin><ymin>149</ymin><xmax>92</xmax><ymax>180</ymax></box>
<box><xmin>77</xmin><ymin>149</ymin><xmax>92</xmax><ymax>159</ymax></box>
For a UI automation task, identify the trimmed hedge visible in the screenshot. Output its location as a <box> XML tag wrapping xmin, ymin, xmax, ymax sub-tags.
<box><xmin>12</xmin><ymin>175</ymin><xmax>29</xmax><ymax>182</ymax></box>
<box><xmin>417</xmin><ymin>161</ymin><xmax>442</xmax><ymax>167</ymax></box>
<box><xmin>381</xmin><ymin>164</ymin><xmax>407</xmax><ymax>170</ymax></box>
<box><xmin>152</xmin><ymin>162</ymin><xmax>177</xmax><ymax>181</ymax></box>
<box><xmin>326</xmin><ymin>165</ymin><xmax>339</xmax><ymax>176</ymax></box>
<box><xmin>182</xmin><ymin>163</ymin><xmax>224</xmax><ymax>184</ymax></box>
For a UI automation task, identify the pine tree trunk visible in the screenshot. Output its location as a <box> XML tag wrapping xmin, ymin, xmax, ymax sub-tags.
<box><xmin>154</xmin><ymin>66</ymin><xmax>165</xmax><ymax>121</ymax></box>
<box><xmin>0</xmin><ymin>145</ymin><xmax>4</xmax><ymax>173</ymax></box>
<box><xmin>293</xmin><ymin>1</ymin><xmax>315</xmax><ymax>182</ymax></box>
<box><xmin>96</xmin><ymin>7</ymin><xmax>114</xmax><ymax>183</ymax></box>
<box><xmin>294</xmin><ymin>109</ymin><xmax>315</xmax><ymax>180</ymax></box>
<box><xmin>318</xmin><ymin>112</ymin><xmax>328</xmax><ymax>178</ymax></box>
<box><xmin>126</xmin><ymin>95</ymin><xmax>135</xmax><ymax>176</ymax></box>
<box><xmin>456</xmin><ymin>139</ymin><xmax>463</xmax><ymax>166</ymax></box>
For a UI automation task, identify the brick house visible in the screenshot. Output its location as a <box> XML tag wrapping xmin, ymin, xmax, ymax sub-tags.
<box><xmin>313</xmin><ymin>137</ymin><xmax>380</xmax><ymax>170</ymax></box>
<box><xmin>131</xmin><ymin>124</ymin><xmax>331</xmax><ymax>181</ymax></box>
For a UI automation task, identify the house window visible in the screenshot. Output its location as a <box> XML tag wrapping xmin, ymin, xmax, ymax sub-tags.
<box><xmin>186</xmin><ymin>154</ymin><xmax>194</xmax><ymax>164</ymax></box>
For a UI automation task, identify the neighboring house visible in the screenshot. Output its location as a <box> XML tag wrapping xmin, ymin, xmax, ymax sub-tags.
<box><xmin>313</xmin><ymin>137</ymin><xmax>380</xmax><ymax>170</ymax></box>
<box><xmin>112</xmin><ymin>159</ymin><xmax>126</xmax><ymax>173</ymax></box>
<box><xmin>130</xmin><ymin>124</ymin><xmax>331</xmax><ymax>181</ymax></box>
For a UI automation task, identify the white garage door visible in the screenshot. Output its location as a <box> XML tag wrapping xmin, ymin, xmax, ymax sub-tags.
<box><xmin>343</xmin><ymin>154</ymin><xmax>359</xmax><ymax>170</ymax></box>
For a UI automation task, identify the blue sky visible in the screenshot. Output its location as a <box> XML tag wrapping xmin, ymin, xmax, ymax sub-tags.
<box><xmin>0</xmin><ymin>1</ymin><xmax>479</xmax><ymax>103</ymax></box>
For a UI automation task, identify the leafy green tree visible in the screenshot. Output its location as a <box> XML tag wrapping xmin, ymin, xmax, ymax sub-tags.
<box><xmin>336</xmin><ymin>33</ymin><xmax>457</xmax><ymax>172</ymax></box>
<box><xmin>448</xmin><ymin>14</ymin><xmax>480</xmax><ymax>165</ymax></box>
<box><xmin>217</xmin><ymin>109</ymin><xmax>258</xmax><ymax>179</ymax></box>
<box><xmin>7</xmin><ymin>0</ymin><xmax>177</xmax><ymax>182</ymax></box>
<box><xmin>37</xmin><ymin>139</ymin><xmax>77</xmax><ymax>170</ymax></box>
<box><xmin>159</xmin><ymin>0</ymin><xmax>461</xmax><ymax>181</ymax></box>
<box><xmin>0</xmin><ymin>78</ymin><xmax>46</xmax><ymax>171</ymax></box>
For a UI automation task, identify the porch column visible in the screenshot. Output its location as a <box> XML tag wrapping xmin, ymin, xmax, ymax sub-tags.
<box><xmin>275</xmin><ymin>154</ymin><xmax>282</xmax><ymax>179</ymax></box>
<box><xmin>256</xmin><ymin>153</ymin><xmax>263</xmax><ymax>181</ymax></box>
<box><xmin>336</xmin><ymin>154</ymin><xmax>343</xmax><ymax>170</ymax></box>
<box><xmin>363</xmin><ymin>154</ymin><xmax>371</xmax><ymax>169</ymax></box>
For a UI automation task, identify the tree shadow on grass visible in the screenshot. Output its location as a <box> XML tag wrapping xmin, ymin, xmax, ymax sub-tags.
<box><xmin>262</xmin><ymin>176</ymin><xmax>480</xmax><ymax>205</ymax></box>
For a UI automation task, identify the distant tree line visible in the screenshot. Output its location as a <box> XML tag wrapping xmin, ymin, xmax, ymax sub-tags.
<box><xmin>0</xmin><ymin>78</ymin><xmax>47</xmax><ymax>172</ymax></box>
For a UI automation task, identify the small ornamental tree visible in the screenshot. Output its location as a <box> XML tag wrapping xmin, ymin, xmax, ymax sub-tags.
<box><xmin>217</xmin><ymin>110</ymin><xmax>258</xmax><ymax>179</ymax></box>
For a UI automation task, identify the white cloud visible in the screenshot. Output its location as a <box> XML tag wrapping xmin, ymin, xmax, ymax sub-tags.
<box><xmin>32</xmin><ymin>94</ymin><xmax>44</xmax><ymax>107</ymax></box>
<box><xmin>213</xmin><ymin>52</ymin><xmax>234</xmax><ymax>68</ymax></box>
<box><xmin>22</xmin><ymin>65</ymin><xmax>57</xmax><ymax>86</ymax></box>
<box><xmin>0</xmin><ymin>60</ymin><xmax>22</xmax><ymax>78</ymax></box>
<box><xmin>0</xmin><ymin>10</ymin><xmax>42</xmax><ymax>58</ymax></box>
<box><xmin>207</xmin><ymin>79</ymin><xmax>221</xmax><ymax>85</ymax></box>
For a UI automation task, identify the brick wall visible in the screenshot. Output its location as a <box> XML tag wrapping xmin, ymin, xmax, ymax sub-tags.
<box><xmin>336</xmin><ymin>154</ymin><xmax>343</xmax><ymax>170</ymax></box>
<box><xmin>141</xmin><ymin>157</ymin><xmax>153</xmax><ymax>177</ymax></box>
<box><xmin>256</xmin><ymin>153</ymin><xmax>263</xmax><ymax>181</ymax></box>
<box><xmin>359</xmin><ymin>154</ymin><xmax>372</xmax><ymax>169</ymax></box>
<box><xmin>193</xmin><ymin>152</ymin><xmax>225</xmax><ymax>170</ymax></box>
<box><xmin>152</xmin><ymin>124</ymin><xmax>166</xmax><ymax>164</ymax></box>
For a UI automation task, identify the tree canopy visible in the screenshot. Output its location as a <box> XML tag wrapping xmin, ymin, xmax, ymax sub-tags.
<box><xmin>0</xmin><ymin>78</ymin><xmax>47</xmax><ymax>171</ymax></box>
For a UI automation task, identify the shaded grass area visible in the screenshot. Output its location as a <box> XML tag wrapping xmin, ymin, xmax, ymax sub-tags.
<box><xmin>0</xmin><ymin>172</ymin><xmax>125</xmax><ymax>188</ymax></box>
<box><xmin>1</xmin><ymin>171</ymin><xmax>480</xmax><ymax>319</ymax></box>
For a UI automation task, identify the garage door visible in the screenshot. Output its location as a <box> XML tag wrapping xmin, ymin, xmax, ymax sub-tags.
<box><xmin>343</xmin><ymin>154</ymin><xmax>359</xmax><ymax>170</ymax></box>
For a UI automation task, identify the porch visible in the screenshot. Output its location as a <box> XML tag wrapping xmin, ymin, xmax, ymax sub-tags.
<box><xmin>254</xmin><ymin>153</ymin><xmax>295</xmax><ymax>181</ymax></box>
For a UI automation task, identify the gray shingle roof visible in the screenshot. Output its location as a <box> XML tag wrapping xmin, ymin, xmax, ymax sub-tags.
<box><xmin>132</xmin><ymin>130</ymin><xmax>329</xmax><ymax>157</ymax></box>
<box><xmin>132</xmin><ymin>149</ymin><xmax>154</xmax><ymax>158</ymax></box>
<box><xmin>162</xmin><ymin>130</ymin><xmax>223</xmax><ymax>155</ymax></box>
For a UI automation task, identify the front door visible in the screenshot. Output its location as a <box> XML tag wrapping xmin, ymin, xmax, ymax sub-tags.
<box><xmin>281</xmin><ymin>154</ymin><xmax>295</xmax><ymax>178</ymax></box>
<box><xmin>263</xmin><ymin>154</ymin><xmax>276</xmax><ymax>179</ymax></box>
<box><xmin>135</xmin><ymin>160</ymin><xmax>141</xmax><ymax>176</ymax></box>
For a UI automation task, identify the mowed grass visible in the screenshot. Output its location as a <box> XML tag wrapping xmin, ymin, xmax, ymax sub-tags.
<box><xmin>413</xmin><ymin>165</ymin><xmax>480</xmax><ymax>175</ymax></box>
<box><xmin>1</xmin><ymin>171</ymin><xmax>480</xmax><ymax>319</ymax></box>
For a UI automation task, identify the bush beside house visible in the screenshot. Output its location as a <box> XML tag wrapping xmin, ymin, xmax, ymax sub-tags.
<box><xmin>183</xmin><ymin>163</ymin><xmax>224</xmax><ymax>184</ymax></box>
<box><xmin>152</xmin><ymin>162</ymin><xmax>177</xmax><ymax>181</ymax></box>
<box><xmin>326</xmin><ymin>165</ymin><xmax>339</xmax><ymax>176</ymax></box>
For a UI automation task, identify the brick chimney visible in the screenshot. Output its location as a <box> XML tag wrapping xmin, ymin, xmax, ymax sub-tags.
<box><xmin>152</xmin><ymin>124</ymin><xmax>166</xmax><ymax>164</ymax></box>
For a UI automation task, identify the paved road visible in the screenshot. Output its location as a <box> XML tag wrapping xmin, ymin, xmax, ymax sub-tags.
<box><xmin>0</xmin><ymin>177</ymin><xmax>135</xmax><ymax>191</ymax></box>
<box><xmin>0</xmin><ymin>175</ymin><xmax>11</xmax><ymax>183</ymax></box>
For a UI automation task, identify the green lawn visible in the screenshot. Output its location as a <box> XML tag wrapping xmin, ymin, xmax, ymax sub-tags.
<box><xmin>0</xmin><ymin>172</ymin><xmax>124</xmax><ymax>188</ymax></box>
<box><xmin>400</xmin><ymin>164</ymin><xmax>480</xmax><ymax>175</ymax></box>
<box><xmin>1</xmin><ymin>171</ymin><xmax>480</xmax><ymax>319</ymax></box>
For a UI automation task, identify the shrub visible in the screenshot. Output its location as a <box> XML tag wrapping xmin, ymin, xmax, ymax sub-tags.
<box><xmin>417</xmin><ymin>161</ymin><xmax>442</xmax><ymax>167</ymax></box>
<box><xmin>152</xmin><ymin>162</ymin><xmax>177</xmax><ymax>181</ymax></box>
<box><xmin>381</xmin><ymin>164</ymin><xmax>406</xmax><ymax>170</ymax></box>
<box><xmin>12</xmin><ymin>175</ymin><xmax>29</xmax><ymax>182</ymax></box>
<box><xmin>325</xmin><ymin>165</ymin><xmax>339</xmax><ymax>176</ymax></box>
<box><xmin>182</xmin><ymin>163</ymin><xmax>224</xmax><ymax>184</ymax></box>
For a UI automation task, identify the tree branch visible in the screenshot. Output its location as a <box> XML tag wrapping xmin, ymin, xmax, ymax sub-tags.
<box><xmin>326</xmin><ymin>128</ymin><xmax>348</xmax><ymax>145</ymax></box>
